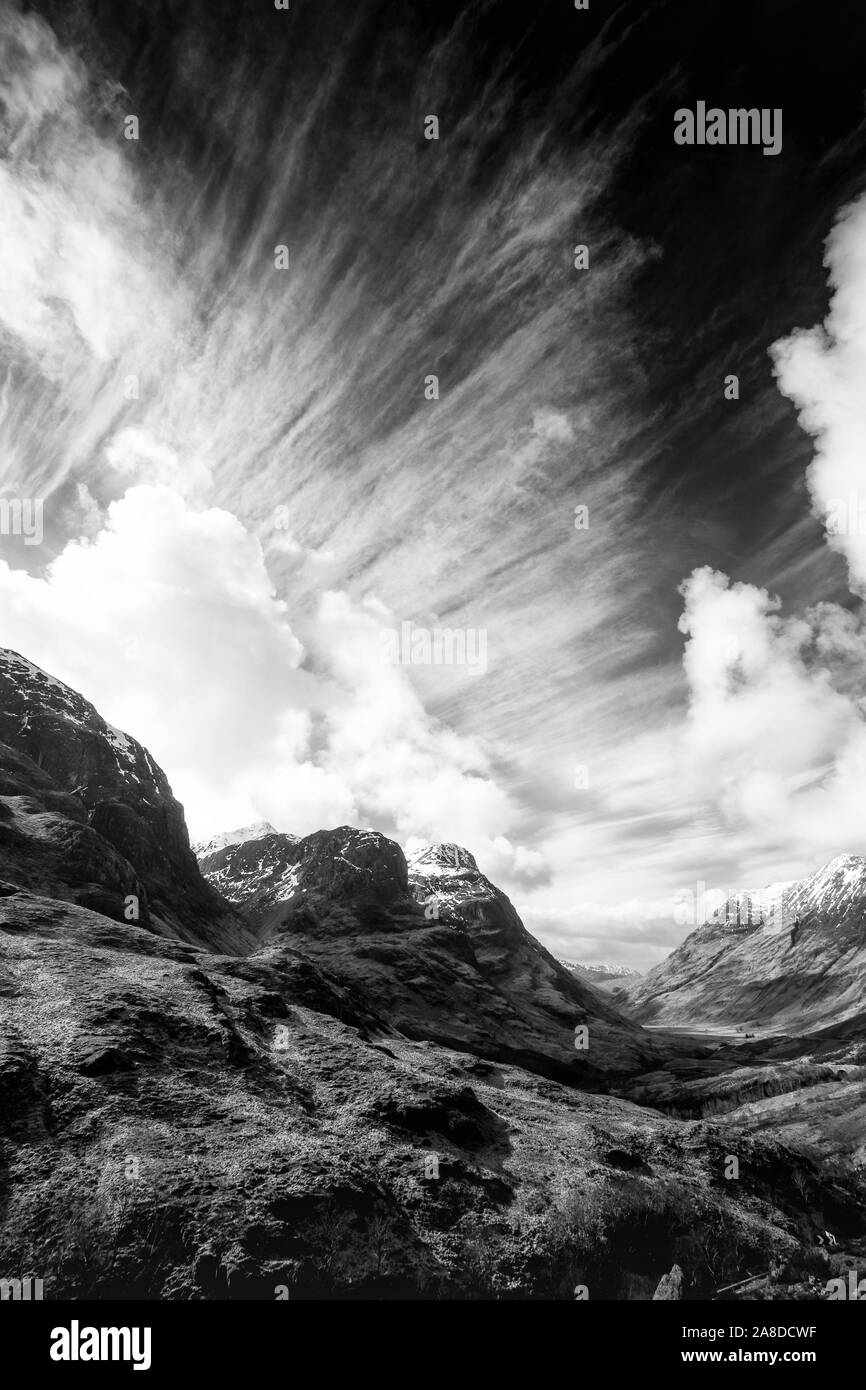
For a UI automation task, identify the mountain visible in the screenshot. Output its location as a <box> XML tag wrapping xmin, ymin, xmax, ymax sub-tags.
<box><xmin>197</xmin><ymin>827</ymin><xmax>663</xmax><ymax>1079</ymax></box>
<box><xmin>193</xmin><ymin>822</ymin><xmax>278</xmax><ymax>860</ymax></box>
<box><xmin>612</xmin><ymin>855</ymin><xmax>866</xmax><ymax>1034</ymax></box>
<box><xmin>194</xmin><ymin>823</ymin><xmax>297</xmax><ymax>906</ymax></box>
<box><xmin>562</xmin><ymin>961</ymin><xmax>642</xmax><ymax>988</ymax></box>
<box><xmin>0</xmin><ymin>649</ymin><xmax>256</xmax><ymax>954</ymax></box>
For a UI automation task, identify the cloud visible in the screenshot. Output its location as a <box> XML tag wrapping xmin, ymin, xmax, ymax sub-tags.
<box><xmin>105</xmin><ymin>428</ymin><xmax>213</xmax><ymax>501</ymax></box>
<box><xmin>0</xmin><ymin>2</ymin><xmax>192</xmax><ymax>512</ymax></box>
<box><xmin>676</xmin><ymin>562</ymin><xmax>866</xmax><ymax>860</ymax></box>
<box><xmin>664</xmin><ymin>192</ymin><xmax>866</xmax><ymax>870</ymax></box>
<box><xmin>678</xmin><ymin>566</ymin><xmax>854</xmax><ymax>778</ymax></box>
<box><xmin>522</xmin><ymin>899</ymin><xmax>686</xmax><ymax>970</ymax></box>
<box><xmin>531</xmin><ymin>408</ymin><xmax>575</xmax><ymax>444</ymax></box>
<box><xmin>771</xmin><ymin>194</ymin><xmax>866</xmax><ymax>594</ymax></box>
<box><xmin>0</xmin><ymin>9</ymin><xmax>178</xmax><ymax>372</ymax></box>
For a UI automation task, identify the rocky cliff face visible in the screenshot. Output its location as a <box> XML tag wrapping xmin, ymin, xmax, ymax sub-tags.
<box><xmin>195</xmin><ymin>824</ymin><xmax>298</xmax><ymax>910</ymax></box>
<box><xmin>0</xmin><ymin>650</ymin><xmax>256</xmax><ymax>954</ymax></box>
<box><xmin>0</xmin><ymin>737</ymin><xmax>147</xmax><ymax>924</ymax></box>
<box><xmin>198</xmin><ymin>827</ymin><xmax>662</xmax><ymax>1081</ymax></box>
<box><xmin>612</xmin><ymin>855</ymin><xmax>866</xmax><ymax>1034</ymax></box>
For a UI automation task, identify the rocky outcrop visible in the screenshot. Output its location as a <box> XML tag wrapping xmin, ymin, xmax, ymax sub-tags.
<box><xmin>0</xmin><ymin>650</ymin><xmax>256</xmax><ymax>954</ymax></box>
<box><xmin>652</xmin><ymin>1264</ymin><xmax>684</xmax><ymax>1299</ymax></box>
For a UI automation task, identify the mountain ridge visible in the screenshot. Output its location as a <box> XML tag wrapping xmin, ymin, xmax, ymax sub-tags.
<box><xmin>613</xmin><ymin>854</ymin><xmax>866</xmax><ymax>1033</ymax></box>
<box><xmin>196</xmin><ymin>823</ymin><xmax>664</xmax><ymax>1080</ymax></box>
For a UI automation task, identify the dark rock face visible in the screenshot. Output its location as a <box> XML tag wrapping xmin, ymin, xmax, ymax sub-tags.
<box><xmin>196</xmin><ymin>826</ymin><xmax>297</xmax><ymax>909</ymax></box>
<box><xmin>0</xmin><ymin>650</ymin><xmax>255</xmax><ymax>954</ymax></box>
<box><xmin>200</xmin><ymin>825</ymin><xmax>409</xmax><ymax>922</ymax></box>
<box><xmin>299</xmin><ymin>827</ymin><xmax>410</xmax><ymax>907</ymax></box>
<box><xmin>652</xmin><ymin>1264</ymin><xmax>684</xmax><ymax>1299</ymax></box>
<box><xmin>0</xmin><ymin>740</ymin><xmax>148</xmax><ymax>926</ymax></box>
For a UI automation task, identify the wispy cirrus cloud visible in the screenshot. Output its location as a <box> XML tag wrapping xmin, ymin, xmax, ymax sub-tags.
<box><xmin>2</xmin><ymin>0</ymin><xmax>866</xmax><ymax>970</ymax></box>
<box><xmin>0</xmin><ymin>0</ymin><xmax>647</xmax><ymax>905</ymax></box>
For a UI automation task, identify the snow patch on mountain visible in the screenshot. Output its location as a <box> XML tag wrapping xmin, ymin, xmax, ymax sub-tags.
<box><xmin>405</xmin><ymin>842</ymin><xmax>487</xmax><ymax>914</ymax></box>
<box><xmin>406</xmin><ymin>843</ymin><xmax>478</xmax><ymax>875</ymax></box>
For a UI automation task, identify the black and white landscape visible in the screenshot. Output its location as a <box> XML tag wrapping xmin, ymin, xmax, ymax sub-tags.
<box><xmin>1</xmin><ymin>0</ymin><xmax>866</xmax><ymax>1304</ymax></box>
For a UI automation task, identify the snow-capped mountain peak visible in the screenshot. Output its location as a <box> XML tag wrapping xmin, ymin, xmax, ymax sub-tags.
<box><xmin>794</xmin><ymin>854</ymin><xmax>866</xmax><ymax>922</ymax></box>
<box><xmin>616</xmin><ymin>851</ymin><xmax>866</xmax><ymax>1032</ymax></box>
<box><xmin>192</xmin><ymin>822</ymin><xmax>278</xmax><ymax>859</ymax></box>
<box><xmin>406</xmin><ymin>842</ymin><xmax>478</xmax><ymax>875</ymax></box>
<box><xmin>560</xmin><ymin>961</ymin><xmax>641</xmax><ymax>983</ymax></box>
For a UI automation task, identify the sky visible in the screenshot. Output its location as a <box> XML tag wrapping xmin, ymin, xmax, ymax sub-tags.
<box><xmin>1</xmin><ymin>0</ymin><xmax>866</xmax><ymax>968</ymax></box>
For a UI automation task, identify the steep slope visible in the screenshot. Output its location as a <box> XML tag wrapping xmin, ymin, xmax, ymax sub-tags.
<box><xmin>613</xmin><ymin>855</ymin><xmax>866</xmax><ymax>1034</ymax></box>
<box><xmin>0</xmin><ymin>739</ymin><xmax>147</xmax><ymax>924</ymax></box>
<box><xmin>0</xmin><ymin>649</ymin><xmax>256</xmax><ymax>954</ymax></box>
<box><xmin>198</xmin><ymin>829</ymin><xmax>663</xmax><ymax>1080</ymax></box>
<box><xmin>405</xmin><ymin>842</ymin><xmax>650</xmax><ymax>1067</ymax></box>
